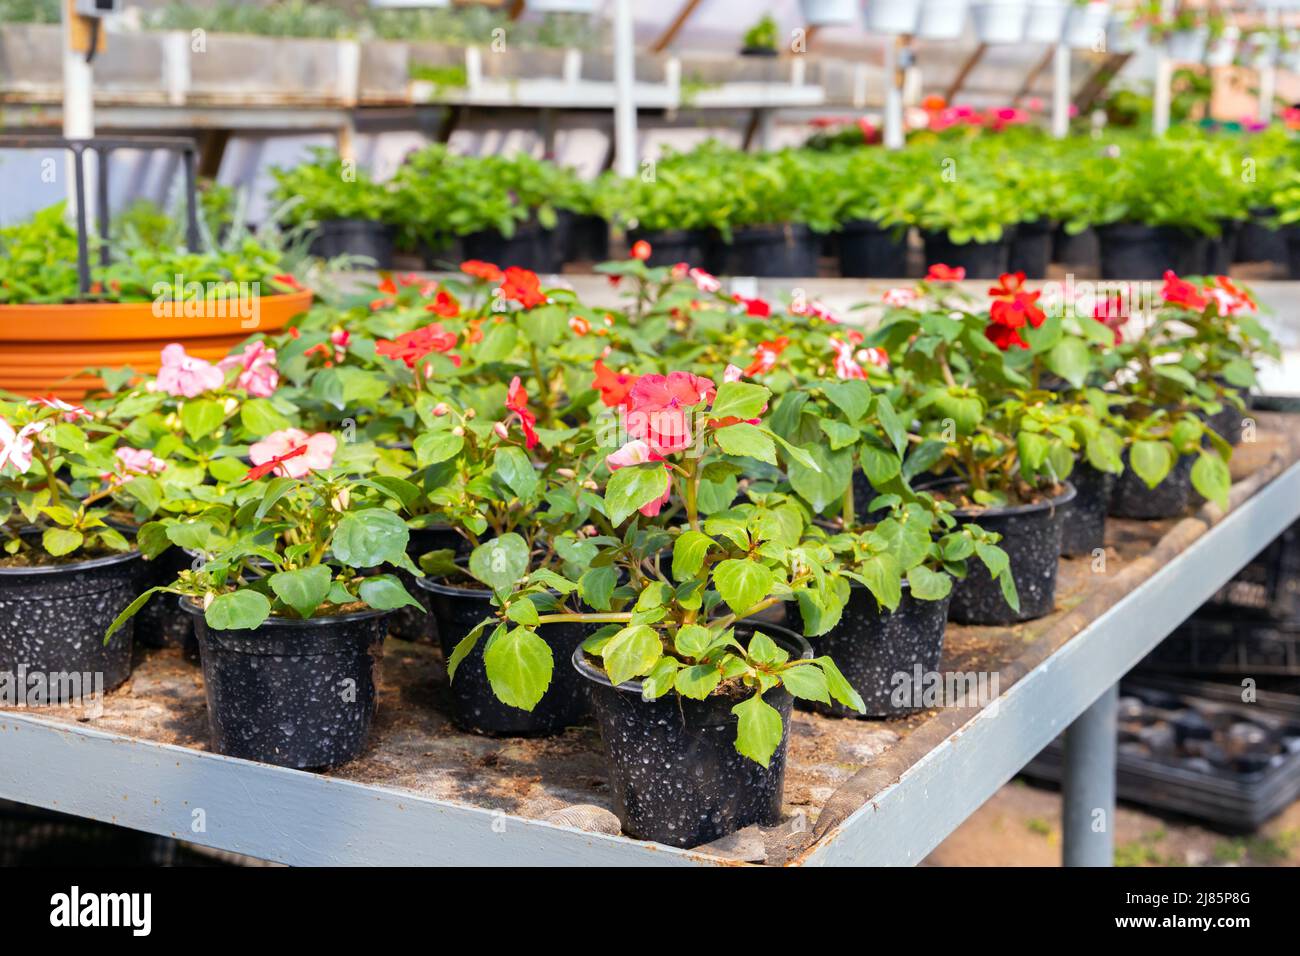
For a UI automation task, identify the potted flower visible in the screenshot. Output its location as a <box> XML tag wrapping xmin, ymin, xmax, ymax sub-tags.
<box><xmin>740</xmin><ymin>14</ymin><xmax>781</xmax><ymax>56</ymax></box>
<box><xmin>970</xmin><ymin>0</ymin><xmax>1029</xmax><ymax>43</ymax></box>
<box><xmin>0</xmin><ymin>204</ymin><xmax>311</xmax><ymax>400</ymax></box>
<box><xmin>0</xmin><ymin>396</ymin><xmax>161</xmax><ymax>698</ymax></box>
<box><xmin>107</xmin><ymin>467</ymin><xmax>424</xmax><ymax>769</ymax></box>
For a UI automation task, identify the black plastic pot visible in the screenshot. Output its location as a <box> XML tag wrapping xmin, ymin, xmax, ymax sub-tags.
<box><xmin>0</xmin><ymin>550</ymin><xmax>140</xmax><ymax>700</ymax></box>
<box><xmin>945</xmin><ymin>482</ymin><xmax>1076</xmax><ymax>626</ymax></box>
<box><xmin>921</xmin><ymin>231</ymin><xmax>1009</xmax><ymax>279</ymax></box>
<box><xmin>837</xmin><ymin>219</ymin><xmax>909</xmax><ymax>278</ymax></box>
<box><xmin>1206</xmin><ymin>390</ymin><xmax>1246</xmax><ymax>447</ymax></box>
<box><xmin>714</xmin><ymin>223</ymin><xmax>819</xmax><ymax>278</ymax></box>
<box><xmin>1096</xmin><ymin>222</ymin><xmax>1207</xmax><ymax>279</ymax></box>
<box><xmin>388</xmin><ymin>525</ymin><xmax>465</xmax><ymax>644</ymax></box>
<box><xmin>1109</xmin><ymin>450</ymin><xmax>1196</xmax><ymax>520</ymax></box>
<box><xmin>185</xmin><ymin>601</ymin><xmax>387</xmax><ymax>770</ymax></box>
<box><xmin>561</xmin><ymin>212</ymin><xmax>610</xmax><ymax>263</ymax></box>
<box><xmin>1233</xmin><ymin>207</ymin><xmax>1286</xmax><ymax>264</ymax></box>
<box><xmin>415</xmin><ymin>577</ymin><xmax>590</xmax><ymax>736</ymax></box>
<box><xmin>1051</xmin><ymin>225</ymin><xmax>1100</xmax><ymax>269</ymax></box>
<box><xmin>799</xmin><ymin>582</ymin><xmax>951</xmax><ymax>718</ymax></box>
<box><xmin>1007</xmin><ymin>218</ymin><xmax>1053</xmax><ymax>279</ymax></box>
<box><xmin>461</xmin><ymin>222</ymin><xmax>562</xmax><ymax>273</ymax></box>
<box><xmin>577</xmin><ymin>622</ymin><xmax>809</xmax><ymax>848</ymax></box>
<box><xmin>308</xmin><ymin>218</ymin><xmax>395</xmax><ymax>269</ymax></box>
<box><xmin>1286</xmin><ymin>225</ymin><xmax>1300</xmax><ymax>281</ymax></box>
<box><xmin>1060</xmin><ymin>463</ymin><xmax>1117</xmax><ymax>558</ymax></box>
<box><xmin>1204</xmin><ymin>220</ymin><xmax>1242</xmax><ymax>276</ymax></box>
<box><xmin>134</xmin><ymin>547</ymin><xmax>196</xmax><ymax>656</ymax></box>
<box><xmin>627</xmin><ymin>228</ymin><xmax>712</xmax><ymax>269</ymax></box>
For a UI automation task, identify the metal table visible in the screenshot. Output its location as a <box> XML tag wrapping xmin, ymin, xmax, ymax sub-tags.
<box><xmin>2</xmin><ymin>457</ymin><xmax>1298</xmax><ymax>868</ymax></box>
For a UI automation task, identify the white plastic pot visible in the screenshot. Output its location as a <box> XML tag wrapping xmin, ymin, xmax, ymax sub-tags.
<box><xmin>971</xmin><ymin>1</ymin><xmax>1029</xmax><ymax>44</ymax></box>
<box><xmin>1164</xmin><ymin>27</ymin><xmax>1209</xmax><ymax>63</ymax></box>
<box><xmin>863</xmin><ymin>0</ymin><xmax>923</xmax><ymax>35</ymax></box>
<box><xmin>1024</xmin><ymin>0</ymin><xmax>1067</xmax><ymax>44</ymax></box>
<box><xmin>1243</xmin><ymin>35</ymin><xmax>1277</xmax><ymax>69</ymax></box>
<box><xmin>916</xmin><ymin>0</ymin><xmax>970</xmax><ymax>39</ymax></box>
<box><xmin>801</xmin><ymin>0</ymin><xmax>859</xmax><ymax>25</ymax></box>
<box><xmin>1064</xmin><ymin>2</ymin><xmax>1111</xmax><ymax>50</ymax></box>
<box><xmin>1205</xmin><ymin>26</ymin><xmax>1241</xmax><ymax>68</ymax></box>
<box><xmin>526</xmin><ymin>0</ymin><xmax>599</xmax><ymax>11</ymax></box>
<box><xmin>1105</xmin><ymin>15</ymin><xmax>1147</xmax><ymax>54</ymax></box>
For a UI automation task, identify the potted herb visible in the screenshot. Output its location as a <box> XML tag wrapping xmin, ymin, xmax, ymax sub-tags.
<box><xmin>740</xmin><ymin>14</ymin><xmax>781</xmax><ymax>56</ymax></box>
<box><xmin>109</xmin><ymin>469</ymin><xmax>425</xmax><ymax>769</ymax></box>
<box><xmin>0</xmin><ymin>397</ymin><xmax>158</xmax><ymax>698</ymax></box>
<box><xmin>269</xmin><ymin>147</ymin><xmax>398</xmax><ymax>267</ymax></box>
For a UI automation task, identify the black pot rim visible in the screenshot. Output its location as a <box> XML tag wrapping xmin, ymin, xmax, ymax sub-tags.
<box><xmin>923</xmin><ymin>476</ymin><xmax>1078</xmax><ymax>519</ymax></box>
<box><xmin>0</xmin><ymin>547</ymin><xmax>140</xmax><ymax>578</ymax></box>
<box><xmin>413</xmin><ymin>574</ymin><xmax>493</xmax><ymax>600</ymax></box>
<box><xmin>572</xmin><ymin>620</ymin><xmax>811</xmax><ymax>695</ymax></box>
<box><xmin>179</xmin><ymin>595</ymin><xmax>391</xmax><ymax>626</ymax></box>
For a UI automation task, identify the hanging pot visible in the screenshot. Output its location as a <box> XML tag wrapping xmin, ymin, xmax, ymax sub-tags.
<box><xmin>1164</xmin><ymin>27</ymin><xmax>1209</xmax><ymax>63</ymax></box>
<box><xmin>1024</xmin><ymin>0</ymin><xmax>1068</xmax><ymax>44</ymax></box>
<box><xmin>970</xmin><ymin>0</ymin><xmax>1030</xmax><ymax>43</ymax></box>
<box><xmin>916</xmin><ymin>0</ymin><xmax>969</xmax><ymax>39</ymax></box>
<box><xmin>801</xmin><ymin>0</ymin><xmax>860</xmax><ymax>26</ymax></box>
<box><xmin>1205</xmin><ymin>26</ymin><xmax>1241</xmax><ymax>68</ymax></box>
<box><xmin>863</xmin><ymin>0</ymin><xmax>923</xmax><ymax>35</ymax></box>
<box><xmin>1105</xmin><ymin>15</ymin><xmax>1147</xmax><ymax>54</ymax></box>
<box><xmin>1064</xmin><ymin>1</ymin><xmax>1111</xmax><ymax>50</ymax></box>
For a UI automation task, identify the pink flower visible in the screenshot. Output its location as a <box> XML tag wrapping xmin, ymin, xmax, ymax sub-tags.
<box><xmin>724</xmin><ymin>364</ymin><xmax>744</xmax><ymax>383</ymax></box>
<box><xmin>856</xmin><ymin>347</ymin><xmax>889</xmax><ymax>369</ymax></box>
<box><xmin>0</xmin><ymin>418</ymin><xmax>45</xmax><ymax>474</ymax></box>
<box><xmin>790</xmin><ymin>299</ymin><xmax>838</xmax><ymax>323</ymax></box>
<box><xmin>830</xmin><ymin>337</ymin><xmax>867</xmax><ymax>380</ymax></box>
<box><xmin>689</xmin><ymin>268</ymin><xmax>721</xmax><ymax>294</ymax></box>
<box><xmin>219</xmin><ymin>341</ymin><xmax>279</xmax><ymax>398</ymax></box>
<box><xmin>249</xmin><ymin>428</ymin><xmax>337</xmax><ymax>479</ymax></box>
<box><xmin>605</xmin><ymin>440</ymin><xmax>671</xmax><ymax>517</ymax></box>
<box><xmin>154</xmin><ymin>344</ymin><xmax>224</xmax><ymax>398</ymax></box>
<box><xmin>883</xmin><ymin>287</ymin><xmax>917</xmax><ymax>308</ymax></box>
<box><xmin>114</xmin><ymin>447</ymin><xmax>166</xmax><ymax>477</ymax></box>
<box><xmin>30</xmin><ymin>397</ymin><xmax>89</xmax><ymax>422</ymax></box>
<box><xmin>626</xmin><ymin>372</ymin><xmax>717</xmax><ymax>456</ymax></box>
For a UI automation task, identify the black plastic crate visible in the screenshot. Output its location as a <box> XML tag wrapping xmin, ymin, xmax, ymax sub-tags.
<box><xmin>1022</xmin><ymin>679</ymin><xmax>1300</xmax><ymax>830</ymax></box>
<box><xmin>1202</xmin><ymin>520</ymin><xmax>1300</xmax><ymax>622</ymax></box>
<box><xmin>1140</xmin><ymin>615</ymin><xmax>1300</xmax><ymax>677</ymax></box>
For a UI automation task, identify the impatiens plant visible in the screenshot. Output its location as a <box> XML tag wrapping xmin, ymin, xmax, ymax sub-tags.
<box><xmin>439</xmin><ymin>374</ymin><xmax>866</xmax><ymax>766</ymax></box>
<box><xmin>0</xmin><ymin>397</ymin><xmax>162</xmax><ymax>562</ymax></box>
<box><xmin>107</xmin><ymin>468</ymin><xmax>424</xmax><ymax>637</ymax></box>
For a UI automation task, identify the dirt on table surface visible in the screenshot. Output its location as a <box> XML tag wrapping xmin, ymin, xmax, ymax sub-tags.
<box><xmin>9</xmin><ymin>414</ymin><xmax>1300</xmax><ymax>865</ymax></box>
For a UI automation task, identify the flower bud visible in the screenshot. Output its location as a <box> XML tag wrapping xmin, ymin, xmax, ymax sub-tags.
<box><xmin>453</xmin><ymin>425</ymin><xmax>466</xmax><ymax>437</ymax></box>
<box><xmin>493</xmin><ymin>422</ymin><xmax>509</xmax><ymax>440</ymax></box>
<box><xmin>464</xmin><ymin>408</ymin><xmax>476</xmax><ymax>420</ymax></box>
<box><xmin>433</xmin><ymin>403</ymin><xmax>450</xmax><ymax>417</ymax></box>
<box><xmin>556</xmin><ymin>468</ymin><xmax>575</xmax><ymax>479</ymax></box>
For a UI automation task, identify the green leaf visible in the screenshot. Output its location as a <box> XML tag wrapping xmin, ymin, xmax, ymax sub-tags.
<box><xmin>641</xmin><ymin>657</ymin><xmax>680</xmax><ymax>699</ymax></box>
<box><xmin>822</xmin><ymin>381</ymin><xmax>873</xmax><ymax>423</ymax></box>
<box><xmin>104</xmin><ymin>586</ymin><xmax>165</xmax><ymax>641</ymax></box>
<box><xmin>468</xmin><ymin>533</ymin><xmax>530</xmax><ymax>595</ymax></box>
<box><xmin>714</xmin><ymin>422</ymin><xmax>777</xmax><ymax>463</ymax></box>
<box><xmin>240</xmin><ymin>398</ymin><xmax>291</xmax><ymax>436</ymax></box>
<box><xmin>41</xmin><ymin>527</ymin><xmax>83</xmax><ymax>557</ymax></box>
<box><xmin>578</xmin><ymin>565</ymin><xmax>617</xmax><ymax>611</ymax></box>
<box><xmin>505</xmin><ymin>597</ymin><xmax>540</xmax><ymax>626</ymax></box>
<box><xmin>713</xmin><ymin>559</ymin><xmax>774</xmax><ymax>615</ymax></box>
<box><xmin>123</xmin><ymin>476</ymin><xmax>163</xmax><ymax>514</ymax></box>
<box><xmin>875</xmin><ymin>394</ymin><xmax>908</xmax><ymax>457</ymax></box>
<box><xmin>483</xmin><ymin>627</ymin><xmax>553</xmax><ymax>711</ymax></box>
<box><xmin>358</xmin><ymin>574</ymin><xmax>424</xmax><ymax>612</ymax></box>
<box><xmin>780</xmin><ymin>664</ymin><xmax>831</xmax><ymax>704</ymax></box>
<box><xmin>906</xmin><ymin>565</ymin><xmax>952</xmax><ymax>601</ymax></box>
<box><xmin>673</xmin><ymin>623</ymin><xmax>714</xmax><ymax>658</ymax></box>
<box><xmin>1191</xmin><ymin>452</ymin><xmax>1231</xmax><ymax>511</ymax></box>
<box><xmin>675</xmin><ymin>663</ymin><xmax>722</xmax><ymax>699</ymax></box>
<box><xmin>600</xmin><ymin>624</ymin><xmax>663</xmax><ymax>687</ymax></box>
<box><xmin>414</xmin><ymin>430</ymin><xmax>465</xmax><ymax>467</ymax></box>
<box><xmin>495</xmin><ymin>445</ymin><xmax>539</xmax><ymax>500</ymax></box>
<box><xmin>205</xmin><ymin>590</ymin><xmax>271</xmax><ymax>631</ymax></box>
<box><xmin>853</xmin><ymin>553</ymin><xmax>902</xmax><ymax>612</ymax></box>
<box><xmin>604</xmin><ymin>462</ymin><xmax>670</xmax><ymax>525</ymax></box>
<box><xmin>710</xmin><ymin>381</ymin><xmax>771</xmax><ymax>422</ymax></box>
<box><xmin>732</xmin><ymin>693</ymin><xmax>784</xmax><ymax>767</ymax></box>
<box><xmin>180</xmin><ymin>398</ymin><xmax>226</xmax><ymax>441</ymax></box>
<box><xmin>269</xmin><ymin>565</ymin><xmax>333</xmax><ymax>619</ymax></box>
<box><xmin>1046</xmin><ymin>337</ymin><xmax>1090</xmax><ymax>389</ymax></box>
<box><xmin>332</xmin><ymin>508</ymin><xmax>410</xmax><ymax>568</ymax></box>
<box><xmin>788</xmin><ymin>443</ymin><xmax>853</xmax><ymax>514</ymax></box>
<box><xmin>816</xmin><ymin>656</ymin><xmax>865</xmax><ymax>713</ymax></box>
<box><xmin>447</xmin><ymin>621</ymin><xmax>493</xmax><ymax>682</ymax></box>
<box><xmin>1130</xmin><ymin>440</ymin><xmax>1174</xmax><ymax>490</ymax></box>
<box><xmin>672</xmin><ymin>530</ymin><xmax>715</xmax><ymax>581</ymax></box>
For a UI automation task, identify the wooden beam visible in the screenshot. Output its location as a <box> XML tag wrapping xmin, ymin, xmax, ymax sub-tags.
<box><xmin>1013</xmin><ymin>47</ymin><xmax>1057</xmax><ymax>105</ymax></box>
<box><xmin>652</xmin><ymin>0</ymin><xmax>704</xmax><ymax>54</ymax></box>
<box><xmin>1074</xmin><ymin>52</ymin><xmax>1134</xmax><ymax>115</ymax></box>
<box><xmin>944</xmin><ymin>44</ymin><xmax>986</xmax><ymax>104</ymax></box>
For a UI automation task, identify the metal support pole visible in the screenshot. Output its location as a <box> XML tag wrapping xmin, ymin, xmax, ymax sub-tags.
<box><xmin>61</xmin><ymin>0</ymin><xmax>94</xmax><ymax>223</ymax></box>
<box><xmin>1259</xmin><ymin>8</ymin><xmax>1279</xmax><ymax>125</ymax></box>
<box><xmin>96</xmin><ymin>146</ymin><xmax>110</xmax><ymax>265</ymax></box>
<box><xmin>1152</xmin><ymin>52</ymin><xmax>1172</xmax><ymax>136</ymax></box>
<box><xmin>71</xmin><ymin>146</ymin><xmax>90</xmax><ymax>296</ymax></box>
<box><xmin>612</xmin><ymin>0</ymin><xmax>638</xmax><ymax>177</ymax></box>
<box><xmin>1051</xmin><ymin>42</ymin><xmax>1070</xmax><ymax>139</ymax></box>
<box><xmin>183</xmin><ymin>148</ymin><xmax>200</xmax><ymax>251</ymax></box>
<box><xmin>883</xmin><ymin>37</ymin><xmax>905</xmax><ymax>151</ymax></box>
<box><xmin>1062</xmin><ymin>683</ymin><xmax>1118</xmax><ymax>867</ymax></box>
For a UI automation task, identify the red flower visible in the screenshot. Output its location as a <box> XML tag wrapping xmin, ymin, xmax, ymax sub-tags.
<box><xmin>376</xmin><ymin>323</ymin><xmax>458</xmax><ymax>369</ymax></box>
<box><xmin>985</xmin><ymin>321</ymin><xmax>1029</xmax><ymax>351</ymax></box>
<box><xmin>242</xmin><ymin>445</ymin><xmax>307</xmax><ymax>481</ymax></box>
<box><xmin>989</xmin><ymin>271</ymin><xmax>1028</xmax><ymax>301</ymax></box>
<box><xmin>465</xmin><ymin>319</ymin><xmax>484</xmax><ymax>345</ymax></box>
<box><xmin>630</xmin><ymin>240</ymin><xmax>652</xmax><ymax>261</ymax></box>
<box><xmin>1092</xmin><ymin>295</ymin><xmax>1126</xmax><ymax>345</ymax></box>
<box><xmin>461</xmin><ymin>260</ymin><xmax>504</xmax><ymax>283</ymax></box>
<box><xmin>370</xmin><ymin>276</ymin><xmax>399</xmax><ymax>311</ymax></box>
<box><xmin>626</xmin><ymin>372</ymin><xmax>717</xmax><ymax>455</ymax></box>
<box><xmin>501</xmin><ymin>267</ymin><xmax>546</xmax><ymax>309</ymax></box>
<box><xmin>593</xmin><ymin>360</ymin><xmax>638</xmax><ymax>408</ymax></box>
<box><xmin>926</xmin><ymin>263</ymin><xmax>966</xmax><ymax>282</ymax></box>
<box><xmin>734</xmin><ymin>295</ymin><xmax>771</xmax><ymax>318</ymax></box>
<box><xmin>569</xmin><ymin>315</ymin><xmax>591</xmax><ymax>336</ymax></box>
<box><xmin>1160</xmin><ymin>271</ymin><xmax>1207</xmax><ymax>313</ymax></box>
<box><xmin>744</xmin><ymin>337</ymin><xmax>790</xmax><ymax>377</ymax></box>
<box><xmin>272</xmin><ymin>273</ymin><xmax>307</xmax><ymax>293</ymax></box>
<box><xmin>426</xmin><ymin>289</ymin><xmax>461</xmax><ymax>318</ymax></box>
<box><xmin>990</xmin><ymin>291</ymin><xmax>1046</xmax><ymax>331</ymax></box>
<box><xmin>502</xmin><ymin>376</ymin><xmax>539</xmax><ymax>450</ymax></box>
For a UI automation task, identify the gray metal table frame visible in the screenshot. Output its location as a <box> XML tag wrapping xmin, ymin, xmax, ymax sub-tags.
<box><xmin>2</xmin><ymin>460</ymin><xmax>1297</xmax><ymax>867</ymax></box>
